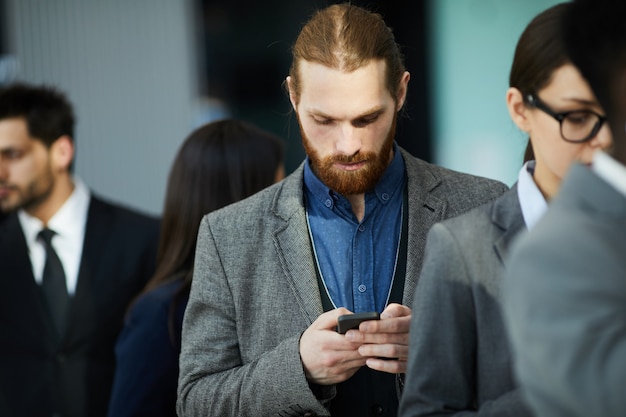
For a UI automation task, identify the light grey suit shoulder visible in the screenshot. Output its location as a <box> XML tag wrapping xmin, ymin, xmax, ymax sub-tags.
<box><xmin>503</xmin><ymin>163</ymin><xmax>626</xmax><ymax>417</ymax></box>
<box><xmin>399</xmin><ymin>185</ymin><xmax>534</xmax><ymax>416</ymax></box>
<box><xmin>177</xmin><ymin>148</ymin><xmax>508</xmax><ymax>417</ymax></box>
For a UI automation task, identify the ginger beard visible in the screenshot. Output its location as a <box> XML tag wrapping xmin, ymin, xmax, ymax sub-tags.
<box><xmin>299</xmin><ymin>115</ymin><xmax>397</xmax><ymax>196</ymax></box>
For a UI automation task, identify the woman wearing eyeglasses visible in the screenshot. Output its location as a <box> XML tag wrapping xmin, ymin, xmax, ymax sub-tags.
<box><xmin>399</xmin><ymin>3</ymin><xmax>611</xmax><ymax>417</ymax></box>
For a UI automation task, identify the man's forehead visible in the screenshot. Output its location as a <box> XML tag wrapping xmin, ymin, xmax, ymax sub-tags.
<box><xmin>305</xmin><ymin>104</ymin><xmax>385</xmax><ymax>120</ymax></box>
<box><xmin>0</xmin><ymin>118</ymin><xmax>35</xmax><ymax>147</ymax></box>
<box><xmin>297</xmin><ymin>59</ymin><xmax>387</xmax><ymax>82</ymax></box>
<box><xmin>297</xmin><ymin>60</ymin><xmax>391</xmax><ymax>117</ymax></box>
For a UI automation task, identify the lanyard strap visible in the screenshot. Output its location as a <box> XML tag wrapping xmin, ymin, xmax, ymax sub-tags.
<box><xmin>311</xmin><ymin>187</ymin><xmax>408</xmax><ymax>312</ymax></box>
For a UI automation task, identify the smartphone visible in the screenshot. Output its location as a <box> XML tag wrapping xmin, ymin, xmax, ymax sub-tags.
<box><xmin>336</xmin><ymin>311</ymin><xmax>380</xmax><ymax>334</ymax></box>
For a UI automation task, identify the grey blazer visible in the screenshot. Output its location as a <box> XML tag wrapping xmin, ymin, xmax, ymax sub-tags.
<box><xmin>504</xmin><ymin>163</ymin><xmax>626</xmax><ymax>417</ymax></box>
<box><xmin>399</xmin><ymin>185</ymin><xmax>534</xmax><ymax>417</ymax></box>
<box><xmin>177</xmin><ymin>147</ymin><xmax>508</xmax><ymax>417</ymax></box>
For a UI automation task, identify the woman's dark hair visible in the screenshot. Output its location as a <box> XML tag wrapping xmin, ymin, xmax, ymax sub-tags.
<box><xmin>564</xmin><ymin>0</ymin><xmax>626</xmax><ymax>163</ymax></box>
<box><xmin>138</xmin><ymin>119</ymin><xmax>284</xmax><ymax>342</ymax></box>
<box><xmin>523</xmin><ymin>141</ymin><xmax>534</xmax><ymax>164</ymax></box>
<box><xmin>509</xmin><ymin>2</ymin><xmax>571</xmax><ymax>163</ymax></box>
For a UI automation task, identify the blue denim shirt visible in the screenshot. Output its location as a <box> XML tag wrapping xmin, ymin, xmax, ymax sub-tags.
<box><xmin>303</xmin><ymin>143</ymin><xmax>405</xmax><ymax>313</ymax></box>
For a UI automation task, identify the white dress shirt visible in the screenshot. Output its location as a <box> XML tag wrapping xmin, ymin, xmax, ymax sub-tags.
<box><xmin>517</xmin><ymin>160</ymin><xmax>548</xmax><ymax>231</ymax></box>
<box><xmin>18</xmin><ymin>177</ymin><xmax>90</xmax><ymax>295</ymax></box>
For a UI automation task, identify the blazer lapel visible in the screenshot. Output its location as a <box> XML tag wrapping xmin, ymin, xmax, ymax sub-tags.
<box><xmin>492</xmin><ymin>185</ymin><xmax>525</xmax><ymax>268</ymax></box>
<box><xmin>402</xmin><ymin>149</ymin><xmax>447</xmax><ymax>305</ymax></box>
<box><xmin>65</xmin><ymin>197</ymin><xmax>111</xmax><ymax>341</ymax></box>
<box><xmin>272</xmin><ymin>165</ymin><xmax>324</xmax><ymax>323</ymax></box>
<box><xmin>0</xmin><ymin>214</ymin><xmax>59</xmax><ymax>342</ymax></box>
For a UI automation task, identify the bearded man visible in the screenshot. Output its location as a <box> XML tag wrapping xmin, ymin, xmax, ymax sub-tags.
<box><xmin>177</xmin><ymin>4</ymin><xmax>507</xmax><ymax>417</ymax></box>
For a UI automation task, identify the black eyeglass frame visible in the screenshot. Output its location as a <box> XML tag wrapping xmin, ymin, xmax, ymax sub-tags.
<box><xmin>526</xmin><ymin>94</ymin><xmax>607</xmax><ymax>143</ymax></box>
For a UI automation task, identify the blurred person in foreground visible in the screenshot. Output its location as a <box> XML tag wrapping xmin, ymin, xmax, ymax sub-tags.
<box><xmin>503</xmin><ymin>0</ymin><xmax>626</xmax><ymax>416</ymax></box>
<box><xmin>0</xmin><ymin>82</ymin><xmax>159</xmax><ymax>417</ymax></box>
<box><xmin>106</xmin><ymin>119</ymin><xmax>285</xmax><ymax>417</ymax></box>
<box><xmin>399</xmin><ymin>2</ymin><xmax>611</xmax><ymax>416</ymax></box>
<box><xmin>176</xmin><ymin>3</ymin><xmax>508</xmax><ymax>417</ymax></box>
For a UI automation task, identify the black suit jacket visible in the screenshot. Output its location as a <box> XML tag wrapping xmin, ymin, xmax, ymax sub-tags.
<box><xmin>0</xmin><ymin>195</ymin><xmax>159</xmax><ymax>417</ymax></box>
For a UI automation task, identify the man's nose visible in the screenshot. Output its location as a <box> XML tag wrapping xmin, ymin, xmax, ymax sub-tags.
<box><xmin>336</xmin><ymin>124</ymin><xmax>361</xmax><ymax>156</ymax></box>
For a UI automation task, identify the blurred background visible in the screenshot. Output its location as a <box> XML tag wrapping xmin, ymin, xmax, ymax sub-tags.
<box><xmin>0</xmin><ymin>0</ymin><xmax>563</xmax><ymax>216</ymax></box>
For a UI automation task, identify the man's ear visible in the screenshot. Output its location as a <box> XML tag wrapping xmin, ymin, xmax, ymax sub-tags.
<box><xmin>506</xmin><ymin>87</ymin><xmax>531</xmax><ymax>133</ymax></box>
<box><xmin>286</xmin><ymin>76</ymin><xmax>298</xmax><ymax>110</ymax></box>
<box><xmin>396</xmin><ymin>71</ymin><xmax>411</xmax><ymax>111</ymax></box>
<box><xmin>50</xmin><ymin>135</ymin><xmax>74</xmax><ymax>172</ymax></box>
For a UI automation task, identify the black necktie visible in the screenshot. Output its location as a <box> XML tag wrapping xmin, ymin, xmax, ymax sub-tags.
<box><xmin>39</xmin><ymin>228</ymin><xmax>69</xmax><ymax>334</ymax></box>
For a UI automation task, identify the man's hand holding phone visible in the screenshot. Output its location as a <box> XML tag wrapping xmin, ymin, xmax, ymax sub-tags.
<box><xmin>299</xmin><ymin>305</ymin><xmax>411</xmax><ymax>386</ymax></box>
<box><xmin>336</xmin><ymin>311</ymin><xmax>380</xmax><ymax>334</ymax></box>
<box><xmin>343</xmin><ymin>303</ymin><xmax>412</xmax><ymax>374</ymax></box>
<box><xmin>299</xmin><ymin>308</ymin><xmax>369</xmax><ymax>385</ymax></box>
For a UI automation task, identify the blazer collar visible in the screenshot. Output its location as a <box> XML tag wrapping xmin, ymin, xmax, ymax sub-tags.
<box><xmin>492</xmin><ymin>184</ymin><xmax>525</xmax><ymax>268</ymax></box>
<box><xmin>401</xmin><ymin>148</ymin><xmax>447</xmax><ymax>305</ymax></box>
<box><xmin>271</xmin><ymin>164</ymin><xmax>326</xmax><ymax>321</ymax></box>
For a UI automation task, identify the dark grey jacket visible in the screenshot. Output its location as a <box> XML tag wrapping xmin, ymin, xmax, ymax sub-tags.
<box><xmin>400</xmin><ymin>185</ymin><xmax>534</xmax><ymax>417</ymax></box>
<box><xmin>177</xmin><ymin>148</ymin><xmax>508</xmax><ymax>417</ymax></box>
<box><xmin>504</xmin><ymin>163</ymin><xmax>626</xmax><ymax>417</ymax></box>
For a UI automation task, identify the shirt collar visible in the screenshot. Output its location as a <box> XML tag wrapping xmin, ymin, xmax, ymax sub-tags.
<box><xmin>304</xmin><ymin>142</ymin><xmax>405</xmax><ymax>210</ymax></box>
<box><xmin>517</xmin><ymin>160</ymin><xmax>548</xmax><ymax>230</ymax></box>
<box><xmin>18</xmin><ymin>177</ymin><xmax>91</xmax><ymax>244</ymax></box>
<box><xmin>592</xmin><ymin>150</ymin><xmax>626</xmax><ymax>198</ymax></box>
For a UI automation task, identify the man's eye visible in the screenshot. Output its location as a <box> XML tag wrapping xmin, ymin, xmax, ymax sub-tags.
<box><xmin>353</xmin><ymin>116</ymin><xmax>378</xmax><ymax>128</ymax></box>
<box><xmin>313</xmin><ymin>118</ymin><xmax>332</xmax><ymax>125</ymax></box>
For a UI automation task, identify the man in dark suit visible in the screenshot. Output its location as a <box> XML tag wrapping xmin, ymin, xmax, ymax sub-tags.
<box><xmin>503</xmin><ymin>0</ymin><xmax>626</xmax><ymax>416</ymax></box>
<box><xmin>177</xmin><ymin>4</ymin><xmax>508</xmax><ymax>417</ymax></box>
<box><xmin>0</xmin><ymin>83</ymin><xmax>159</xmax><ymax>417</ymax></box>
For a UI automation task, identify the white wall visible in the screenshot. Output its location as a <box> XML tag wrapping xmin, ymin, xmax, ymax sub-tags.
<box><xmin>3</xmin><ymin>0</ymin><xmax>202</xmax><ymax>216</ymax></box>
<box><xmin>429</xmin><ymin>0</ymin><xmax>564</xmax><ymax>186</ymax></box>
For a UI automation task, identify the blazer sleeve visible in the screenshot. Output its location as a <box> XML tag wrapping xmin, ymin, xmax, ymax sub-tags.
<box><xmin>504</xmin><ymin>206</ymin><xmax>626</xmax><ymax>417</ymax></box>
<box><xmin>177</xmin><ymin>216</ymin><xmax>332</xmax><ymax>417</ymax></box>
<box><xmin>400</xmin><ymin>223</ymin><xmax>530</xmax><ymax>417</ymax></box>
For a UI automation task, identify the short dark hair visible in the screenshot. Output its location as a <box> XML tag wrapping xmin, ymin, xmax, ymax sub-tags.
<box><xmin>0</xmin><ymin>83</ymin><xmax>75</xmax><ymax>147</ymax></box>
<box><xmin>564</xmin><ymin>0</ymin><xmax>626</xmax><ymax>162</ymax></box>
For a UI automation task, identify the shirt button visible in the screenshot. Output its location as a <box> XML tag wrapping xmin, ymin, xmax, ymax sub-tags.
<box><xmin>371</xmin><ymin>404</ymin><xmax>384</xmax><ymax>415</ymax></box>
<box><xmin>325</xmin><ymin>199</ymin><xmax>332</xmax><ymax>208</ymax></box>
<box><xmin>358</xmin><ymin>224</ymin><xmax>365</xmax><ymax>232</ymax></box>
<box><xmin>358</xmin><ymin>284</ymin><xmax>366</xmax><ymax>293</ymax></box>
<box><xmin>381</xmin><ymin>193</ymin><xmax>389</xmax><ymax>201</ymax></box>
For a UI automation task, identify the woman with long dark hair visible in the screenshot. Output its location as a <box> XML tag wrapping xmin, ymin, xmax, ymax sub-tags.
<box><xmin>399</xmin><ymin>3</ymin><xmax>612</xmax><ymax>416</ymax></box>
<box><xmin>107</xmin><ymin>119</ymin><xmax>284</xmax><ymax>417</ymax></box>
